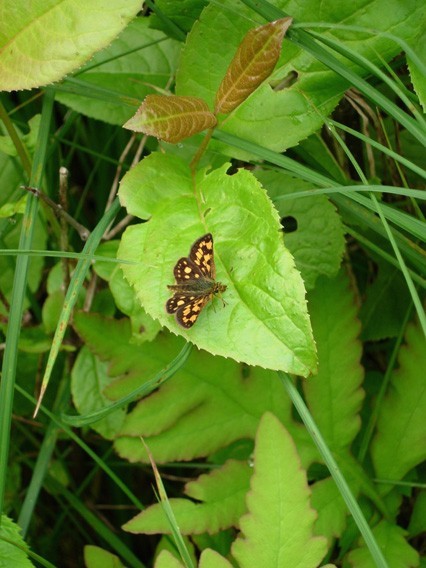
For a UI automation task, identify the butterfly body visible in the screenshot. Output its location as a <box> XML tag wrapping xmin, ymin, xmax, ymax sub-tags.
<box><xmin>166</xmin><ymin>234</ymin><xmax>226</xmax><ymax>328</ymax></box>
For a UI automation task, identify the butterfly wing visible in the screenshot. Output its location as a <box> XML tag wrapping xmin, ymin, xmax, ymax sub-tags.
<box><xmin>175</xmin><ymin>295</ymin><xmax>210</xmax><ymax>328</ymax></box>
<box><xmin>173</xmin><ymin>257</ymin><xmax>204</xmax><ymax>283</ymax></box>
<box><xmin>189</xmin><ymin>233</ymin><xmax>216</xmax><ymax>279</ymax></box>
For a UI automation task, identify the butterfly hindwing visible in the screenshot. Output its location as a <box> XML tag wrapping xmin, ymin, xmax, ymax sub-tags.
<box><xmin>175</xmin><ymin>295</ymin><xmax>210</xmax><ymax>328</ymax></box>
<box><xmin>165</xmin><ymin>293</ymin><xmax>194</xmax><ymax>315</ymax></box>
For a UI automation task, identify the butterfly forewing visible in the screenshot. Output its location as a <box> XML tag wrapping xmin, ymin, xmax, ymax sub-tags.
<box><xmin>189</xmin><ymin>233</ymin><xmax>216</xmax><ymax>278</ymax></box>
<box><xmin>166</xmin><ymin>233</ymin><xmax>226</xmax><ymax>328</ymax></box>
<box><xmin>173</xmin><ymin>257</ymin><xmax>204</xmax><ymax>283</ymax></box>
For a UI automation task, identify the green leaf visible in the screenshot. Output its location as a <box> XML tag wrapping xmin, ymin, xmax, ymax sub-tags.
<box><xmin>371</xmin><ymin>320</ymin><xmax>426</xmax><ymax>481</ymax></box>
<box><xmin>256</xmin><ymin>170</ymin><xmax>345</xmax><ymax>289</ymax></box>
<box><xmin>94</xmin><ymin>242</ymin><xmax>162</xmax><ymax>343</ymax></box>
<box><xmin>310</xmin><ymin>478</ymin><xmax>347</xmax><ymax>543</ymax></box>
<box><xmin>231</xmin><ymin>413</ymin><xmax>327</xmax><ymax>568</ymax></box>
<box><xmin>359</xmin><ymin>259</ymin><xmax>412</xmax><ymax>341</ymax></box>
<box><xmin>0</xmin><ymin>0</ymin><xmax>142</xmax><ymax>91</ymax></box>
<box><xmin>154</xmin><ymin>550</ymin><xmax>184</xmax><ymax>568</ymax></box>
<box><xmin>346</xmin><ymin>520</ymin><xmax>419</xmax><ymax>567</ymax></box>
<box><xmin>407</xmin><ymin>42</ymin><xmax>426</xmax><ymax>112</ymax></box>
<box><xmin>118</xmin><ymin>152</ymin><xmax>317</xmax><ymax>375</ymax></box>
<box><xmin>84</xmin><ymin>545</ymin><xmax>125</xmax><ymax>568</ymax></box>
<box><xmin>215</xmin><ymin>18</ymin><xmax>292</xmax><ymax>114</ymax></box>
<box><xmin>0</xmin><ymin>515</ymin><xmax>33</xmax><ymax>568</ymax></box>
<box><xmin>0</xmin><ymin>212</ymin><xmax>46</xmax><ymax>304</ymax></box>
<box><xmin>57</xmin><ymin>17</ymin><xmax>181</xmax><ymax>125</ymax></box>
<box><xmin>199</xmin><ymin>549</ymin><xmax>233</xmax><ymax>568</ymax></box>
<box><xmin>149</xmin><ymin>0</ymin><xmax>208</xmax><ymax>38</ymax></box>
<box><xmin>407</xmin><ymin>491</ymin><xmax>426</xmax><ymax>537</ymax></box>
<box><xmin>123</xmin><ymin>460</ymin><xmax>251</xmax><ymax>535</ymax></box>
<box><xmin>42</xmin><ymin>290</ymin><xmax>66</xmax><ymax>335</ymax></box>
<box><xmin>124</xmin><ymin>95</ymin><xmax>217</xmax><ymax>142</ymax></box>
<box><xmin>176</xmin><ymin>0</ymin><xmax>424</xmax><ymax>152</ymax></box>
<box><xmin>73</xmin><ymin>313</ymin><xmax>315</xmax><ymax>465</ymax></box>
<box><xmin>304</xmin><ymin>271</ymin><xmax>364</xmax><ymax>450</ymax></box>
<box><xmin>0</xmin><ymin>196</ymin><xmax>27</xmax><ymax>218</ymax></box>
<box><xmin>71</xmin><ymin>347</ymin><xmax>126</xmax><ymax>440</ymax></box>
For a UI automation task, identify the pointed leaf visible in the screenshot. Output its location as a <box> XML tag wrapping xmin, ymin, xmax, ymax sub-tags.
<box><xmin>371</xmin><ymin>320</ymin><xmax>426</xmax><ymax>480</ymax></box>
<box><xmin>199</xmin><ymin>549</ymin><xmax>233</xmax><ymax>568</ymax></box>
<box><xmin>123</xmin><ymin>460</ymin><xmax>251</xmax><ymax>535</ymax></box>
<box><xmin>155</xmin><ymin>550</ymin><xmax>184</xmax><ymax>568</ymax></box>
<box><xmin>124</xmin><ymin>95</ymin><xmax>217</xmax><ymax>143</ymax></box>
<box><xmin>231</xmin><ymin>413</ymin><xmax>327</xmax><ymax>568</ymax></box>
<box><xmin>0</xmin><ymin>0</ymin><xmax>141</xmax><ymax>91</ymax></box>
<box><xmin>84</xmin><ymin>545</ymin><xmax>125</xmax><ymax>568</ymax></box>
<box><xmin>215</xmin><ymin>18</ymin><xmax>292</xmax><ymax>114</ymax></box>
<box><xmin>118</xmin><ymin>152</ymin><xmax>317</xmax><ymax>375</ymax></box>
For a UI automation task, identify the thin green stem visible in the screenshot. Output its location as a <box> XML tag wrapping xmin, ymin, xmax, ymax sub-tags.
<box><xmin>61</xmin><ymin>342</ymin><xmax>193</xmax><ymax>427</ymax></box>
<box><xmin>279</xmin><ymin>372</ymin><xmax>389</xmax><ymax>568</ymax></box>
<box><xmin>0</xmin><ymin>90</ymin><xmax>54</xmax><ymax>524</ymax></box>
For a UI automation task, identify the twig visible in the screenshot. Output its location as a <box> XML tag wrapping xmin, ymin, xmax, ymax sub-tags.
<box><xmin>21</xmin><ymin>185</ymin><xmax>90</xmax><ymax>241</ymax></box>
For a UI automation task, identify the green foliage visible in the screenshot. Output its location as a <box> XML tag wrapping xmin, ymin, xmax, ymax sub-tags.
<box><xmin>0</xmin><ymin>1</ymin><xmax>142</xmax><ymax>91</ymax></box>
<box><xmin>231</xmin><ymin>413</ymin><xmax>328</xmax><ymax>567</ymax></box>
<box><xmin>0</xmin><ymin>515</ymin><xmax>33</xmax><ymax>567</ymax></box>
<box><xmin>176</xmin><ymin>0</ymin><xmax>424</xmax><ymax>152</ymax></box>
<box><xmin>56</xmin><ymin>18</ymin><xmax>182</xmax><ymax>126</ymax></box>
<box><xmin>0</xmin><ymin>0</ymin><xmax>424</xmax><ymax>567</ymax></box>
<box><xmin>118</xmin><ymin>153</ymin><xmax>317</xmax><ymax>374</ymax></box>
<box><xmin>371</xmin><ymin>320</ymin><xmax>426</xmax><ymax>482</ymax></box>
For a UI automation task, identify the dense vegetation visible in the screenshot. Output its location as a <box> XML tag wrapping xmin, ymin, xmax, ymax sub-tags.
<box><xmin>0</xmin><ymin>1</ymin><xmax>425</xmax><ymax>567</ymax></box>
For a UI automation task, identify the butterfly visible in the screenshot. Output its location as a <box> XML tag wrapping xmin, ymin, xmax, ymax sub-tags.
<box><xmin>166</xmin><ymin>233</ymin><xmax>227</xmax><ymax>328</ymax></box>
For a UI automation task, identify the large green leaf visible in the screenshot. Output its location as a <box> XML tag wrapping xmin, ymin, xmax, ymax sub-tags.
<box><xmin>231</xmin><ymin>413</ymin><xmax>327</xmax><ymax>568</ymax></box>
<box><xmin>118</xmin><ymin>152</ymin><xmax>317</xmax><ymax>375</ymax></box>
<box><xmin>0</xmin><ymin>0</ymin><xmax>142</xmax><ymax>91</ymax></box>
<box><xmin>176</xmin><ymin>0</ymin><xmax>424</xmax><ymax>152</ymax></box>
<box><xmin>304</xmin><ymin>271</ymin><xmax>364</xmax><ymax>450</ymax></box>
<box><xmin>371</xmin><ymin>320</ymin><xmax>426</xmax><ymax>481</ymax></box>
<box><xmin>73</xmin><ymin>313</ymin><xmax>317</xmax><ymax>466</ymax></box>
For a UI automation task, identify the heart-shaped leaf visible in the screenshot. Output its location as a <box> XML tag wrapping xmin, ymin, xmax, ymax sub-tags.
<box><xmin>118</xmin><ymin>152</ymin><xmax>317</xmax><ymax>375</ymax></box>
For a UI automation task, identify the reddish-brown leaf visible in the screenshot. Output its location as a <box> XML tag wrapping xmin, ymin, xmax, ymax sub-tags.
<box><xmin>124</xmin><ymin>94</ymin><xmax>217</xmax><ymax>143</ymax></box>
<box><xmin>215</xmin><ymin>18</ymin><xmax>293</xmax><ymax>115</ymax></box>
